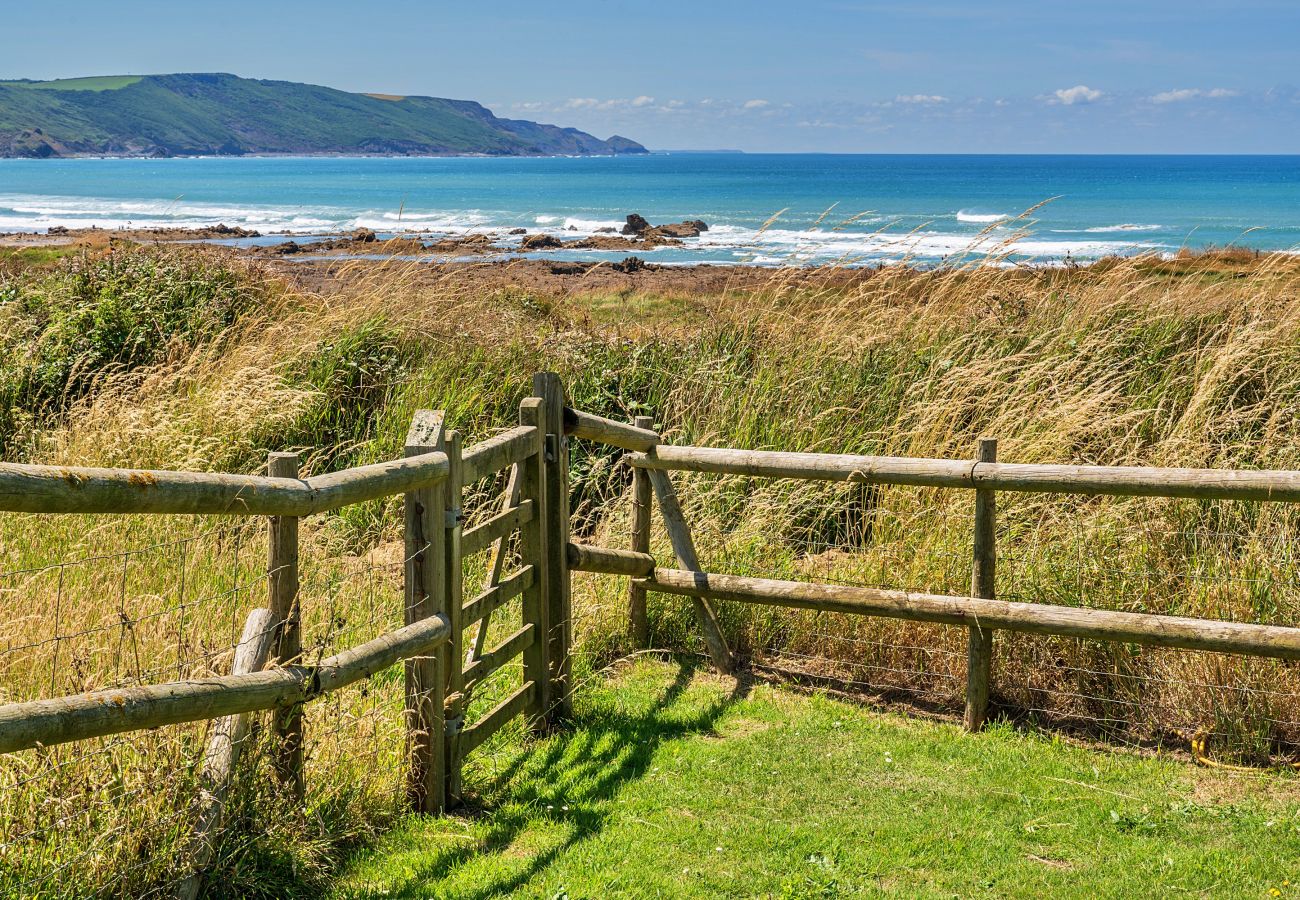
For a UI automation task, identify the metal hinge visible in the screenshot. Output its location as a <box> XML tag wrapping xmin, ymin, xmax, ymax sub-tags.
<box><xmin>444</xmin><ymin>715</ymin><xmax>465</xmax><ymax>737</ymax></box>
<box><xmin>445</xmin><ymin>507</ymin><xmax>464</xmax><ymax>528</ymax></box>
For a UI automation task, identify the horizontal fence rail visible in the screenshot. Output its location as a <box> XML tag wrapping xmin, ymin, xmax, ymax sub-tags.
<box><xmin>644</xmin><ymin>569</ymin><xmax>1300</xmax><ymax>662</ymax></box>
<box><xmin>562</xmin><ymin>410</ymin><xmax>1300</xmax><ymax>748</ymax></box>
<box><xmin>0</xmin><ymin>380</ymin><xmax>568</xmax><ymax>896</ymax></box>
<box><xmin>461</xmin><ymin>424</ymin><xmax>538</xmax><ymax>485</ymax></box>
<box><xmin>564</xmin><ymin>407</ymin><xmax>658</xmax><ymax>453</ymax></box>
<box><xmin>0</xmin><ymin>614</ymin><xmax>451</xmax><ymax>754</ymax></box>
<box><xmin>562</xmin><ymin>544</ymin><xmax>1300</xmax><ymax>663</ymax></box>
<box><xmin>0</xmin><ymin>451</ymin><xmax>450</xmax><ymax>515</ymax></box>
<box><xmin>630</xmin><ymin>445</ymin><xmax>1300</xmax><ymax>503</ymax></box>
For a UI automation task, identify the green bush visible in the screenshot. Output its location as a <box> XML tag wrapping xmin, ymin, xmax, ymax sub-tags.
<box><xmin>0</xmin><ymin>248</ymin><xmax>261</xmax><ymax>456</ymax></box>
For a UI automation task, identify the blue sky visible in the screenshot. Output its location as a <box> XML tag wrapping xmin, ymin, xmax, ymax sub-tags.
<box><xmin>4</xmin><ymin>0</ymin><xmax>1297</xmax><ymax>152</ymax></box>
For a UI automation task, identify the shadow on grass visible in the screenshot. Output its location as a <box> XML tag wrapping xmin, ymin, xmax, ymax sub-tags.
<box><xmin>338</xmin><ymin>657</ymin><xmax>751</xmax><ymax>899</ymax></box>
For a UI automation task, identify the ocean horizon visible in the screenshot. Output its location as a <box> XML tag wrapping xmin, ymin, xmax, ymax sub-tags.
<box><xmin>2</xmin><ymin>152</ymin><xmax>1297</xmax><ymax>266</ymax></box>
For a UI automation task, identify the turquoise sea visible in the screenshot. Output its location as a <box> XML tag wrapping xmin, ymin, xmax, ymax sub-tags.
<box><xmin>1</xmin><ymin>154</ymin><xmax>1298</xmax><ymax>265</ymax></box>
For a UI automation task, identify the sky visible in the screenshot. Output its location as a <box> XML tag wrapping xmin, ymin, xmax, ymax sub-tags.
<box><xmin>4</xmin><ymin>0</ymin><xmax>1298</xmax><ymax>153</ymax></box>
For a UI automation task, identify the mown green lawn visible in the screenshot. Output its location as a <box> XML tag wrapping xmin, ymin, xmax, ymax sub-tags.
<box><xmin>332</xmin><ymin>658</ymin><xmax>1299</xmax><ymax>898</ymax></box>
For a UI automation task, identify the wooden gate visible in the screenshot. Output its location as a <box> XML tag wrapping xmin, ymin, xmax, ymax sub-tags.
<box><xmin>404</xmin><ymin>374</ymin><xmax>571</xmax><ymax>812</ymax></box>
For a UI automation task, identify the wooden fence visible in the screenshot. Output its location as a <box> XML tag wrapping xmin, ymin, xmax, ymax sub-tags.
<box><xmin>0</xmin><ymin>374</ymin><xmax>574</xmax><ymax>898</ymax></box>
<box><xmin>562</xmin><ymin>408</ymin><xmax>1300</xmax><ymax>733</ymax></box>
<box><xmin>8</xmin><ymin>371</ymin><xmax>1300</xmax><ymax>891</ymax></box>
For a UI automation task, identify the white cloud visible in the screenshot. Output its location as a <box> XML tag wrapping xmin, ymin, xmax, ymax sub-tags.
<box><xmin>1053</xmin><ymin>85</ymin><xmax>1104</xmax><ymax>105</ymax></box>
<box><xmin>631</xmin><ymin>95</ymin><xmax>656</xmax><ymax>107</ymax></box>
<box><xmin>743</xmin><ymin>99</ymin><xmax>770</xmax><ymax>109</ymax></box>
<box><xmin>1151</xmin><ymin>87</ymin><xmax>1238</xmax><ymax>103</ymax></box>
<box><xmin>894</xmin><ymin>94</ymin><xmax>949</xmax><ymax>104</ymax></box>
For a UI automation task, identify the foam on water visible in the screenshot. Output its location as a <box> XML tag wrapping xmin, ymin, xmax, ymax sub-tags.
<box><xmin>956</xmin><ymin>210</ymin><xmax>1010</xmax><ymax>223</ymax></box>
<box><xmin>2</xmin><ymin>154</ymin><xmax>1295</xmax><ymax>266</ymax></box>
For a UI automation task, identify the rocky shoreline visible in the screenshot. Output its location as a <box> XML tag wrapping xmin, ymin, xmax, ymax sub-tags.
<box><xmin>0</xmin><ymin>214</ymin><xmax>716</xmax><ymax>263</ymax></box>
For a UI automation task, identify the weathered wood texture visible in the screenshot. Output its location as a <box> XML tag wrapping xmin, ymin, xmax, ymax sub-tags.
<box><xmin>461</xmin><ymin>499</ymin><xmax>534</xmax><ymax>558</ymax></box>
<box><xmin>461</xmin><ymin>425</ymin><xmax>538</xmax><ymax>485</ymax></box>
<box><xmin>564</xmin><ymin>408</ymin><xmax>659</xmax><ymax>452</ymax></box>
<box><xmin>468</xmin><ymin>465</ymin><xmax>521</xmax><ymax>663</ymax></box>
<box><xmin>517</xmin><ymin>398</ymin><xmax>551</xmax><ymax>726</ymax></box>
<box><xmin>628</xmin><ymin>415</ymin><xmax>655</xmax><ymax>646</ymax></box>
<box><xmin>458</xmin><ymin>682</ymin><xmax>537</xmax><ymax>757</ymax></box>
<box><xmin>462</xmin><ymin>624</ymin><xmax>535</xmax><ymax>692</ymax></box>
<box><xmin>0</xmin><ymin>614</ymin><xmax>451</xmax><ymax>755</ymax></box>
<box><xmin>644</xmin><ymin>568</ymin><xmax>1300</xmax><ymax>661</ymax></box>
<box><xmin>403</xmin><ymin>411</ymin><xmax>448</xmax><ymax>814</ymax></box>
<box><xmin>645</xmin><ymin>469</ymin><xmax>734</xmax><ymax>674</ymax></box>
<box><xmin>462</xmin><ymin>567</ymin><xmax>534</xmax><ymax>629</ymax></box>
<box><xmin>267</xmin><ymin>451</ymin><xmax>304</xmax><ymax>799</ymax></box>
<box><xmin>0</xmin><ymin>452</ymin><xmax>449</xmax><ymax>516</ymax></box>
<box><xmin>965</xmin><ymin>438</ymin><xmax>996</xmax><ymax>733</ymax></box>
<box><xmin>443</xmin><ymin>430</ymin><xmax>466</xmax><ymax>805</ymax></box>
<box><xmin>567</xmin><ymin>542</ymin><xmax>656</xmax><ymax>577</ymax></box>
<box><xmin>536</xmin><ymin>373</ymin><xmax>573</xmax><ymax>721</ymax></box>
<box><xmin>174</xmin><ymin>608</ymin><xmax>277</xmax><ymax>900</ymax></box>
<box><xmin>631</xmin><ymin>445</ymin><xmax>1300</xmax><ymax>502</ymax></box>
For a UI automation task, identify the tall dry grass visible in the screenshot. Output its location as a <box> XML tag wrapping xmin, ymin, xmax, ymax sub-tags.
<box><xmin>5</xmin><ymin>244</ymin><xmax>1300</xmax><ymax>893</ymax></box>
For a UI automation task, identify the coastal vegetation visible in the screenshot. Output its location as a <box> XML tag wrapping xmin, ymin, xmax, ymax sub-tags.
<box><xmin>3</xmin><ymin>243</ymin><xmax>1300</xmax><ymax>894</ymax></box>
<box><xmin>0</xmin><ymin>73</ymin><xmax>648</xmax><ymax>158</ymax></box>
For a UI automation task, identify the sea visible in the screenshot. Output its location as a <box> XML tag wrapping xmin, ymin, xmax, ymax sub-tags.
<box><xmin>1</xmin><ymin>153</ymin><xmax>1298</xmax><ymax>266</ymax></box>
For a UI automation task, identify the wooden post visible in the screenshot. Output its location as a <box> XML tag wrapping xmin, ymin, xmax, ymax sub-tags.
<box><xmin>629</xmin><ymin>415</ymin><xmax>654</xmax><ymax>647</ymax></box>
<box><xmin>518</xmin><ymin>398</ymin><xmax>552</xmax><ymax>728</ymax></box>
<box><xmin>175</xmin><ymin>608</ymin><xmax>277</xmax><ymax>900</ymax></box>
<box><xmin>646</xmin><ymin>468</ymin><xmax>734</xmax><ymax>674</ymax></box>
<box><xmin>965</xmin><ymin>437</ymin><xmax>997</xmax><ymax>732</ymax></box>
<box><xmin>267</xmin><ymin>451</ymin><xmax>303</xmax><ymax>800</ymax></box>
<box><xmin>442</xmin><ymin>430</ymin><xmax>465</xmax><ymax>806</ymax></box>
<box><xmin>534</xmin><ymin>373</ymin><xmax>572</xmax><ymax>722</ymax></box>
<box><xmin>403</xmin><ymin>411</ymin><xmax>448</xmax><ymax>814</ymax></box>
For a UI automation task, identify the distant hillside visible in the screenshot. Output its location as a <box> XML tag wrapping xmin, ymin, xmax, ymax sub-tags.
<box><xmin>0</xmin><ymin>73</ymin><xmax>647</xmax><ymax>158</ymax></box>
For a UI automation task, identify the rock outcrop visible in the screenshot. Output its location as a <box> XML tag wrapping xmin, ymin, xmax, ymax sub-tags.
<box><xmin>620</xmin><ymin>214</ymin><xmax>708</xmax><ymax>239</ymax></box>
<box><xmin>656</xmin><ymin>219</ymin><xmax>709</xmax><ymax>238</ymax></box>
<box><xmin>621</xmin><ymin>214</ymin><xmax>652</xmax><ymax>236</ymax></box>
<box><xmin>522</xmin><ymin>233</ymin><xmax>563</xmax><ymax>249</ymax></box>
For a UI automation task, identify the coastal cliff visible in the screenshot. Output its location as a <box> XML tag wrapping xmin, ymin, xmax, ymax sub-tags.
<box><xmin>0</xmin><ymin>73</ymin><xmax>648</xmax><ymax>158</ymax></box>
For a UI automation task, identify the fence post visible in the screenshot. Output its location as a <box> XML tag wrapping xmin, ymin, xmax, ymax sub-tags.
<box><xmin>403</xmin><ymin>411</ymin><xmax>448</xmax><ymax>814</ymax></box>
<box><xmin>267</xmin><ymin>451</ymin><xmax>304</xmax><ymax>800</ymax></box>
<box><xmin>965</xmin><ymin>437</ymin><xmax>997</xmax><ymax>732</ymax></box>
<box><xmin>629</xmin><ymin>415</ymin><xmax>654</xmax><ymax>647</ymax></box>
<box><xmin>534</xmin><ymin>373</ymin><xmax>572</xmax><ymax>722</ymax></box>
<box><xmin>442</xmin><ymin>430</ymin><xmax>465</xmax><ymax>807</ymax></box>
<box><xmin>518</xmin><ymin>397</ymin><xmax>552</xmax><ymax>728</ymax></box>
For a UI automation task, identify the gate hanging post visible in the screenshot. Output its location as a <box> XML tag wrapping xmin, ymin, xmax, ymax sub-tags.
<box><xmin>442</xmin><ymin>430</ymin><xmax>466</xmax><ymax>806</ymax></box>
<box><xmin>965</xmin><ymin>436</ymin><xmax>997</xmax><ymax>732</ymax></box>
<box><xmin>534</xmin><ymin>372</ymin><xmax>573</xmax><ymax>722</ymax></box>
<box><xmin>403</xmin><ymin>411</ymin><xmax>448</xmax><ymax>813</ymax></box>
<box><xmin>267</xmin><ymin>451</ymin><xmax>304</xmax><ymax>801</ymax></box>
<box><xmin>628</xmin><ymin>415</ymin><xmax>654</xmax><ymax>647</ymax></box>
<box><xmin>518</xmin><ymin>397</ymin><xmax>553</xmax><ymax>728</ymax></box>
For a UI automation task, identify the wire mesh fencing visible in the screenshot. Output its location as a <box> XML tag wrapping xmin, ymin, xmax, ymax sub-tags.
<box><xmin>0</xmin><ymin>504</ymin><xmax>424</xmax><ymax>898</ymax></box>
<box><xmin>620</xmin><ymin>469</ymin><xmax>1300</xmax><ymax>766</ymax></box>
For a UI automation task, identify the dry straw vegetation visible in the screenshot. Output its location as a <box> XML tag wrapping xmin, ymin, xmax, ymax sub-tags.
<box><xmin>3</xmin><ymin>243</ymin><xmax>1300</xmax><ymax>894</ymax></box>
